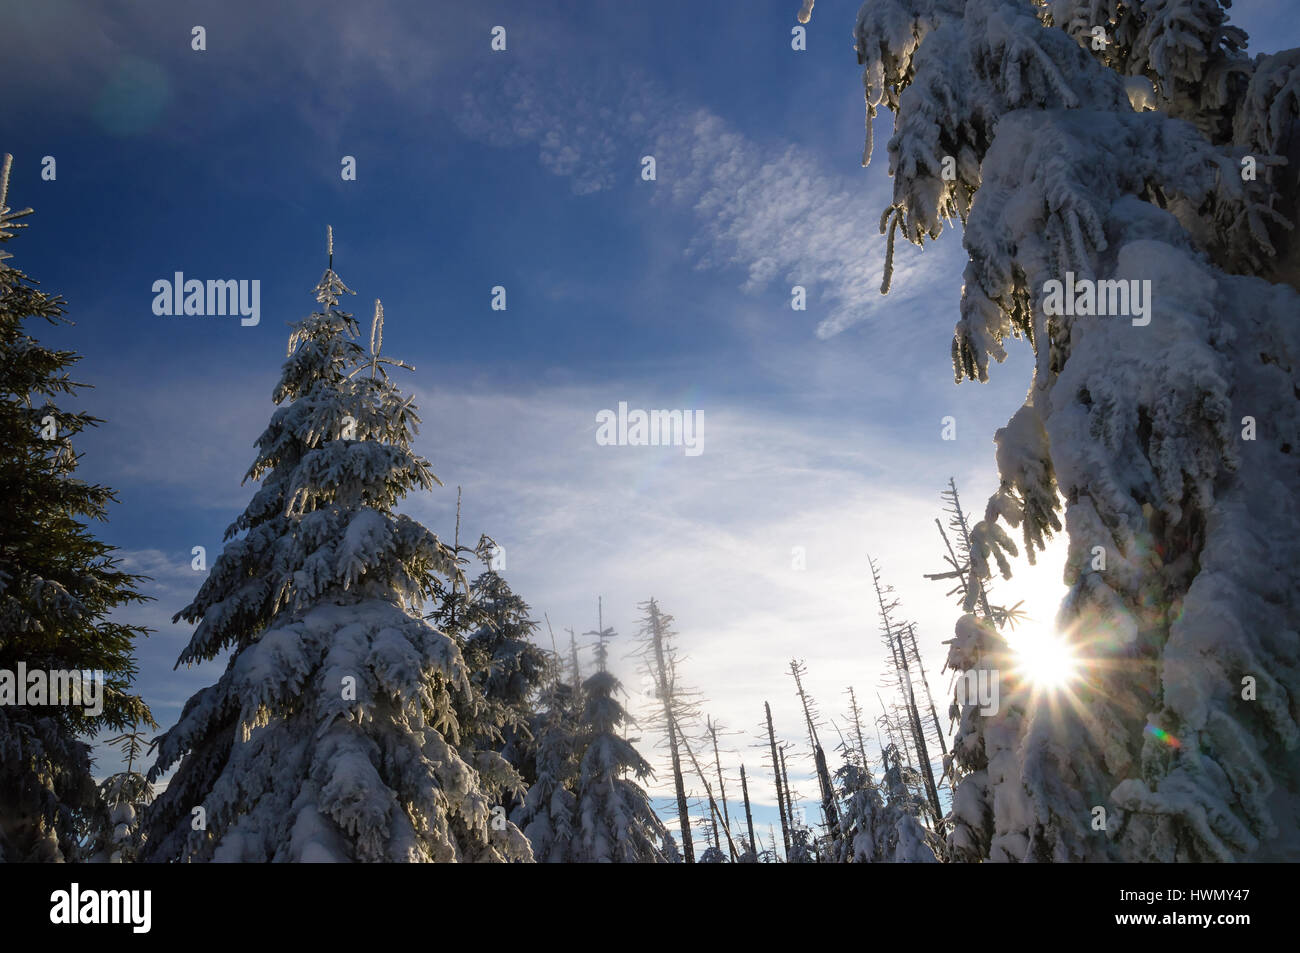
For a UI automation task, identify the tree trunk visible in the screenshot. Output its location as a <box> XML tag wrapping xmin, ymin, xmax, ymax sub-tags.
<box><xmin>708</xmin><ymin>718</ymin><xmax>737</xmax><ymax>860</ymax></box>
<box><xmin>740</xmin><ymin>764</ymin><xmax>757</xmax><ymax>861</ymax></box>
<box><xmin>765</xmin><ymin>701</ymin><xmax>791</xmax><ymax>856</ymax></box>
<box><xmin>649</xmin><ymin>603</ymin><xmax>693</xmax><ymax>862</ymax></box>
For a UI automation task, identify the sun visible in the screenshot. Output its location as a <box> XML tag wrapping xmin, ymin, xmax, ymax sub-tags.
<box><xmin>1008</xmin><ymin>626</ymin><xmax>1081</xmax><ymax>691</ymax></box>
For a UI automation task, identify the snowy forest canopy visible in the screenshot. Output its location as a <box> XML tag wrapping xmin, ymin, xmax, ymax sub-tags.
<box><xmin>1</xmin><ymin>0</ymin><xmax>1298</xmax><ymax>864</ymax></box>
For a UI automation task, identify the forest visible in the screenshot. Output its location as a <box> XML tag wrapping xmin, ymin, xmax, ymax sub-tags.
<box><xmin>1</xmin><ymin>0</ymin><xmax>1298</xmax><ymax>867</ymax></box>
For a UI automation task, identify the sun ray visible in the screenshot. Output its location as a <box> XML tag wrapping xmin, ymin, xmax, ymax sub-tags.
<box><xmin>1006</xmin><ymin>625</ymin><xmax>1082</xmax><ymax>692</ymax></box>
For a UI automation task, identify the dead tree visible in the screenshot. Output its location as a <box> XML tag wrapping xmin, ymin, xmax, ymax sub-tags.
<box><xmin>740</xmin><ymin>764</ymin><xmax>758</xmax><ymax>861</ymax></box>
<box><xmin>634</xmin><ymin>598</ymin><xmax>700</xmax><ymax>862</ymax></box>
<box><xmin>706</xmin><ymin>717</ymin><xmax>739</xmax><ymax>861</ymax></box>
<box><xmin>779</xmin><ymin>744</ymin><xmax>797</xmax><ymax>832</ymax></box>
<box><xmin>788</xmin><ymin>660</ymin><xmax>841</xmax><ymax>843</ymax></box>
<box><xmin>868</xmin><ymin>559</ymin><xmax>945</xmax><ymax>835</ymax></box>
<box><xmin>845</xmin><ymin>686</ymin><xmax>872</xmax><ymax>771</ymax></box>
<box><xmin>677</xmin><ymin>728</ymin><xmax>739</xmax><ymax>860</ymax></box>
<box><xmin>904</xmin><ymin>622</ymin><xmax>949</xmax><ymax>771</ymax></box>
<box><xmin>924</xmin><ymin>478</ymin><xmax>1026</xmax><ymax>630</ymax></box>
<box><xmin>764</xmin><ymin>701</ymin><xmax>792</xmax><ymax>855</ymax></box>
<box><xmin>542</xmin><ymin>613</ymin><xmax>562</xmax><ymax>692</ymax></box>
<box><xmin>567</xmin><ymin>627</ymin><xmax>581</xmax><ymax>697</ymax></box>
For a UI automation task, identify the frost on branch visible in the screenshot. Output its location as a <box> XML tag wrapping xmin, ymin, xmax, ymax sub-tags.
<box><xmin>142</xmin><ymin>234</ymin><xmax>531</xmax><ymax>863</ymax></box>
<box><xmin>852</xmin><ymin>0</ymin><xmax>1300</xmax><ymax>860</ymax></box>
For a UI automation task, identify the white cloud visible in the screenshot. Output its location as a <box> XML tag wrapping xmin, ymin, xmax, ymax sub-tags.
<box><xmin>394</xmin><ymin>380</ymin><xmax>1068</xmax><ymax>806</ymax></box>
<box><xmin>455</xmin><ymin>62</ymin><xmax>939</xmax><ymax>339</ymax></box>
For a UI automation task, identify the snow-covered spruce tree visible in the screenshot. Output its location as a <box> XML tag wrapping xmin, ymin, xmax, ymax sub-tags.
<box><xmin>142</xmin><ymin>233</ymin><xmax>530</xmax><ymax>862</ymax></box>
<box><xmin>417</xmin><ymin>502</ymin><xmax>540</xmax><ymax>814</ymax></box>
<box><xmin>838</xmin><ymin>0</ymin><xmax>1300</xmax><ymax>860</ymax></box>
<box><xmin>459</xmin><ymin>567</ymin><xmax>549</xmax><ymax>797</ymax></box>
<box><xmin>879</xmin><ymin>745</ymin><xmax>940</xmax><ymax>862</ymax></box>
<box><xmin>96</xmin><ymin>725</ymin><xmax>154</xmax><ymax>863</ymax></box>
<box><xmin>660</xmin><ymin>830</ymin><xmax>683</xmax><ymax>862</ymax></box>
<box><xmin>0</xmin><ymin>155</ymin><xmax>153</xmax><ymax>862</ymax></box>
<box><xmin>574</xmin><ymin>620</ymin><xmax>666</xmax><ymax>862</ymax></box>
<box><xmin>510</xmin><ymin>677</ymin><xmax>580</xmax><ymax>862</ymax></box>
<box><xmin>833</xmin><ymin>760</ymin><xmax>887</xmax><ymax>862</ymax></box>
<box><xmin>833</xmin><ymin>745</ymin><xmax>937</xmax><ymax>863</ymax></box>
<box><xmin>698</xmin><ymin>843</ymin><xmax>727</xmax><ymax>862</ymax></box>
<box><xmin>785</xmin><ymin>824</ymin><xmax>817</xmax><ymax>863</ymax></box>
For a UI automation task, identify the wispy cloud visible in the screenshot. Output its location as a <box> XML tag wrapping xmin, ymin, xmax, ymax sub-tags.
<box><xmin>393</xmin><ymin>380</ymin><xmax>1069</xmax><ymax>805</ymax></box>
<box><xmin>455</xmin><ymin>59</ymin><xmax>938</xmax><ymax>339</ymax></box>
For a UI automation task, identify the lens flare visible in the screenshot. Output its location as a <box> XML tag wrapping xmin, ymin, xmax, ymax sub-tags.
<box><xmin>1008</xmin><ymin>627</ymin><xmax>1081</xmax><ymax>690</ymax></box>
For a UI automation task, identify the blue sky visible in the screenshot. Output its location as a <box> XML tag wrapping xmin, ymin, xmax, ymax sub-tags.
<box><xmin>4</xmin><ymin>0</ymin><xmax>1297</xmax><ymax>854</ymax></box>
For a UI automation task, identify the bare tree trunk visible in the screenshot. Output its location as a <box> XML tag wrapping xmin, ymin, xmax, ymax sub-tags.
<box><xmin>708</xmin><ymin>717</ymin><xmax>737</xmax><ymax>861</ymax></box>
<box><xmin>677</xmin><ymin>727</ymin><xmax>738</xmax><ymax>861</ymax></box>
<box><xmin>906</xmin><ymin>622</ymin><xmax>949</xmax><ymax>764</ymax></box>
<box><xmin>647</xmin><ymin>602</ymin><xmax>694</xmax><ymax>862</ymax></box>
<box><xmin>663</xmin><ymin>704</ymin><xmax>694</xmax><ymax>861</ymax></box>
<box><xmin>788</xmin><ymin>660</ymin><xmax>841</xmax><ymax>841</ymax></box>
<box><xmin>740</xmin><ymin>764</ymin><xmax>757</xmax><ymax>861</ymax></box>
<box><xmin>779</xmin><ymin>745</ymin><xmax>795</xmax><ymax>830</ymax></box>
<box><xmin>900</xmin><ymin>650</ymin><xmax>945</xmax><ymax>832</ymax></box>
<box><xmin>765</xmin><ymin>701</ymin><xmax>791</xmax><ymax>856</ymax></box>
<box><xmin>870</xmin><ymin>560</ymin><xmax>944</xmax><ymax>834</ymax></box>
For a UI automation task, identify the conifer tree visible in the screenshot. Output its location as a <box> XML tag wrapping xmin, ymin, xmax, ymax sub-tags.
<box><xmin>0</xmin><ymin>155</ymin><xmax>153</xmax><ymax>862</ymax></box>
<box><xmin>96</xmin><ymin>724</ymin><xmax>154</xmax><ymax>863</ymax></box>
<box><xmin>835</xmin><ymin>0</ymin><xmax>1300</xmax><ymax>861</ymax></box>
<box><xmin>142</xmin><ymin>231</ymin><xmax>530</xmax><ymax>862</ymax></box>
<box><xmin>879</xmin><ymin>744</ymin><xmax>939</xmax><ymax>863</ymax></box>
<box><xmin>833</xmin><ymin>759</ymin><xmax>886</xmax><ymax>863</ymax></box>
<box><xmin>660</xmin><ymin>830</ymin><xmax>683</xmax><ymax>862</ymax></box>
<box><xmin>458</xmin><ymin>565</ymin><xmax>549</xmax><ymax>800</ymax></box>
<box><xmin>574</xmin><ymin>612</ymin><xmax>666</xmax><ymax>862</ymax></box>
<box><xmin>786</xmin><ymin>824</ymin><xmax>816</xmax><ymax>863</ymax></box>
<box><xmin>510</xmin><ymin>678</ymin><xmax>579</xmax><ymax>862</ymax></box>
<box><xmin>834</xmin><ymin>744</ymin><xmax>937</xmax><ymax>863</ymax></box>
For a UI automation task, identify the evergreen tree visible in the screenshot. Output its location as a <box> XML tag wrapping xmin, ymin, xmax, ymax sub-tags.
<box><xmin>96</xmin><ymin>724</ymin><xmax>154</xmax><ymax>863</ymax></box>
<box><xmin>833</xmin><ymin>760</ymin><xmax>887</xmax><ymax>863</ymax></box>
<box><xmin>419</xmin><ymin>498</ymin><xmax>542</xmax><ymax>814</ymax></box>
<box><xmin>459</xmin><ymin>566</ymin><xmax>549</xmax><ymax>796</ymax></box>
<box><xmin>785</xmin><ymin>825</ymin><xmax>816</xmax><ymax>863</ymax></box>
<box><xmin>510</xmin><ymin>678</ymin><xmax>580</xmax><ymax>862</ymax></box>
<box><xmin>0</xmin><ymin>155</ymin><xmax>153</xmax><ymax>862</ymax></box>
<box><xmin>574</xmin><ymin>616</ymin><xmax>666</xmax><ymax>862</ymax></box>
<box><xmin>660</xmin><ymin>830</ymin><xmax>683</xmax><ymax>862</ymax></box>
<box><xmin>834</xmin><ymin>744</ymin><xmax>938</xmax><ymax>863</ymax></box>
<box><xmin>142</xmin><ymin>231</ymin><xmax>530</xmax><ymax>862</ymax></box>
<box><xmin>879</xmin><ymin>744</ymin><xmax>939</xmax><ymax>863</ymax></box>
<box><xmin>837</xmin><ymin>0</ymin><xmax>1300</xmax><ymax>860</ymax></box>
